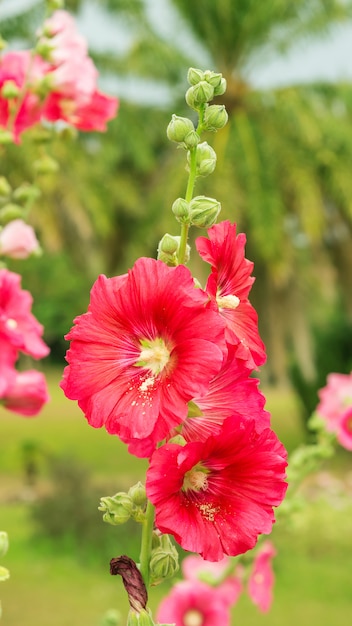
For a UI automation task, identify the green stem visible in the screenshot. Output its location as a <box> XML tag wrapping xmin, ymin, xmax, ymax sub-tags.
<box><xmin>177</xmin><ymin>146</ymin><xmax>198</xmax><ymax>265</ymax></box>
<box><xmin>139</xmin><ymin>499</ymin><xmax>155</xmax><ymax>591</ymax></box>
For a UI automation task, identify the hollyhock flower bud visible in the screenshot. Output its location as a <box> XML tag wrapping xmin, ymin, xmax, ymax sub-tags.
<box><xmin>128</xmin><ymin>482</ymin><xmax>147</xmax><ymax>508</ymax></box>
<box><xmin>187</xmin><ymin>142</ymin><xmax>217</xmax><ymax>177</ymax></box>
<box><xmin>203</xmin><ymin>104</ymin><xmax>228</xmax><ymax>131</ymax></box>
<box><xmin>0</xmin><ymin>219</ymin><xmax>40</xmax><ymax>259</ymax></box>
<box><xmin>127</xmin><ymin>609</ymin><xmax>155</xmax><ymax>626</ymax></box>
<box><xmin>0</xmin><ymin>566</ymin><xmax>10</xmax><ymax>582</ymax></box>
<box><xmin>172</xmin><ymin>198</ymin><xmax>190</xmax><ymax>224</ymax></box>
<box><xmin>150</xmin><ymin>535</ymin><xmax>179</xmax><ymax>585</ymax></box>
<box><xmin>157</xmin><ymin>233</ymin><xmax>179</xmax><ymax>256</ymax></box>
<box><xmin>185</xmin><ymin>82</ymin><xmax>214</xmax><ymax>110</ymax></box>
<box><xmin>183</xmin><ymin>130</ymin><xmax>200</xmax><ymax>149</ymax></box>
<box><xmin>167</xmin><ymin>114</ymin><xmax>194</xmax><ymax>143</ymax></box>
<box><xmin>204</xmin><ymin>70</ymin><xmax>223</xmax><ymax>90</ymax></box>
<box><xmin>0</xmin><ymin>203</ymin><xmax>25</xmax><ymax>224</ymax></box>
<box><xmin>33</xmin><ymin>155</ymin><xmax>59</xmax><ymax>175</ymax></box>
<box><xmin>1</xmin><ymin>80</ymin><xmax>20</xmax><ymax>99</ymax></box>
<box><xmin>213</xmin><ymin>77</ymin><xmax>227</xmax><ymax>96</ymax></box>
<box><xmin>0</xmin><ymin>177</ymin><xmax>11</xmax><ymax>198</ymax></box>
<box><xmin>99</xmin><ymin>493</ymin><xmax>133</xmax><ymax>525</ymax></box>
<box><xmin>189</xmin><ymin>195</ymin><xmax>221</xmax><ymax>228</ymax></box>
<box><xmin>1</xmin><ymin>370</ymin><xmax>49</xmax><ymax>416</ymax></box>
<box><xmin>0</xmin><ymin>532</ymin><xmax>9</xmax><ymax>558</ymax></box>
<box><xmin>187</xmin><ymin>67</ymin><xmax>204</xmax><ymax>85</ymax></box>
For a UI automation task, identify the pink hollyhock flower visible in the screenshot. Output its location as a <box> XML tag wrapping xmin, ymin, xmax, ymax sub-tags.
<box><xmin>0</xmin><ymin>269</ymin><xmax>49</xmax><ymax>359</ymax></box>
<box><xmin>181</xmin><ymin>344</ymin><xmax>270</xmax><ymax>443</ymax></box>
<box><xmin>156</xmin><ymin>580</ymin><xmax>232</xmax><ymax>626</ymax></box>
<box><xmin>0</xmin><ymin>51</ymin><xmax>48</xmax><ymax>141</ymax></box>
<box><xmin>0</xmin><ymin>219</ymin><xmax>40</xmax><ymax>259</ymax></box>
<box><xmin>61</xmin><ymin>257</ymin><xmax>226</xmax><ymax>456</ymax></box>
<box><xmin>182</xmin><ymin>554</ymin><xmax>243</xmax><ymax>608</ymax></box>
<box><xmin>1</xmin><ymin>369</ymin><xmax>49</xmax><ymax>416</ymax></box>
<box><xmin>44</xmin><ymin>89</ymin><xmax>118</xmax><ymax>132</ymax></box>
<box><xmin>0</xmin><ymin>340</ymin><xmax>17</xmax><ymax>395</ymax></box>
<box><xmin>317</xmin><ymin>372</ymin><xmax>352</xmax><ymax>450</ymax></box>
<box><xmin>248</xmin><ymin>541</ymin><xmax>276</xmax><ymax>612</ymax></box>
<box><xmin>196</xmin><ymin>221</ymin><xmax>266</xmax><ymax>368</ymax></box>
<box><xmin>337</xmin><ymin>406</ymin><xmax>352</xmax><ymax>451</ymax></box>
<box><xmin>146</xmin><ymin>416</ymin><xmax>287</xmax><ymax>561</ymax></box>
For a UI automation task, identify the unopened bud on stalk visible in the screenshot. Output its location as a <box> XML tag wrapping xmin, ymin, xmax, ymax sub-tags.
<box><xmin>150</xmin><ymin>534</ymin><xmax>179</xmax><ymax>585</ymax></box>
<box><xmin>13</xmin><ymin>183</ymin><xmax>41</xmax><ymax>207</ymax></box>
<box><xmin>33</xmin><ymin>155</ymin><xmax>59</xmax><ymax>175</ymax></box>
<box><xmin>0</xmin><ymin>177</ymin><xmax>11</xmax><ymax>198</ymax></box>
<box><xmin>0</xmin><ymin>203</ymin><xmax>25</xmax><ymax>224</ymax></box>
<box><xmin>0</xmin><ymin>532</ymin><xmax>9</xmax><ymax>558</ymax></box>
<box><xmin>171</xmin><ymin>198</ymin><xmax>190</xmax><ymax>224</ymax></box>
<box><xmin>1</xmin><ymin>80</ymin><xmax>20</xmax><ymax>100</ymax></box>
<box><xmin>46</xmin><ymin>0</ymin><xmax>65</xmax><ymax>10</ymax></box>
<box><xmin>127</xmin><ymin>609</ymin><xmax>156</xmax><ymax>626</ymax></box>
<box><xmin>203</xmin><ymin>104</ymin><xmax>228</xmax><ymax>131</ymax></box>
<box><xmin>189</xmin><ymin>195</ymin><xmax>221</xmax><ymax>228</ymax></box>
<box><xmin>0</xmin><ymin>130</ymin><xmax>14</xmax><ymax>145</ymax></box>
<box><xmin>187</xmin><ymin>67</ymin><xmax>204</xmax><ymax>85</ymax></box>
<box><xmin>167</xmin><ymin>115</ymin><xmax>194</xmax><ymax>143</ymax></box>
<box><xmin>214</xmin><ymin>77</ymin><xmax>227</xmax><ymax>96</ymax></box>
<box><xmin>128</xmin><ymin>482</ymin><xmax>147</xmax><ymax>508</ymax></box>
<box><xmin>183</xmin><ymin>130</ymin><xmax>200</xmax><ymax>149</ymax></box>
<box><xmin>0</xmin><ymin>36</ymin><xmax>7</xmax><ymax>51</ymax></box>
<box><xmin>188</xmin><ymin>141</ymin><xmax>217</xmax><ymax>177</ymax></box>
<box><xmin>157</xmin><ymin>233</ymin><xmax>179</xmax><ymax>266</ymax></box>
<box><xmin>99</xmin><ymin>493</ymin><xmax>133</xmax><ymax>525</ymax></box>
<box><xmin>185</xmin><ymin>81</ymin><xmax>214</xmax><ymax>110</ymax></box>
<box><xmin>203</xmin><ymin>70</ymin><xmax>223</xmax><ymax>90</ymax></box>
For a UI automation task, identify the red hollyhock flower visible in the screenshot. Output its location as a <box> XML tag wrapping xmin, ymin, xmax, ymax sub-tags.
<box><xmin>1</xmin><ymin>369</ymin><xmax>49</xmax><ymax>416</ymax></box>
<box><xmin>196</xmin><ymin>221</ymin><xmax>266</xmax><ymax>368</ymax></box>
<box><xmin>181</xmin><ymin>344</ymin><xmax>270</xmax><ymax>443</ymax></box>
<box><xmin>146</xmin><ymin>416</ymin><xmax>287</xmax><ymax>561</ymax></box>
<box><xmin>61</xmin><ymin>257</ymin><xmax>226</xmax><ymax>455</ymax></box>
<box><xmin>0</xmin><ymin>269</ymin><xmax>49</xmax><ymax>359</ymax></box>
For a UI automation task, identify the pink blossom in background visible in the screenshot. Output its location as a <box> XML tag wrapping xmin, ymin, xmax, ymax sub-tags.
<box><xmin>0</xmin><ymin>219</ymin><xmax>40</xmax><ymax>259</ymax></box>
<box><xmin>156</xmin><ymin>580</ymin><xmax>232</xmax><ymax>626</ymax></box>
<box><xmin>61</xmin><ymin>257</ymin><xmax>226</xmax><ymax>457</ymax></box>
<box><xmin>0</xmin><ymin>268</ymin><xmax>49</xmax><ymax>359</ymax></box>
<box><xmin>317</xmin><ymin>372</ymin><xmax>352</xmax><ymax>450</ymax></box>
<box><xmin>44</xmin><ymin>89</ymin><xmax>118</xmax><ymax>132</ymax></box>
<box><xmin>0</xmin><ymin>339</ymin><xmax>17</xmax><ymax>395</ymax></box>
<box><xmin>182</xmin><ymin>554</ymin><xmax>243</xmax><ymax>608</ymax></box>
<box><xmin>1</xmin><ymin>369</ymin><xmax>49</xmax><ymax>416</ymax></box>
<box><xmin>196</xmin><ymin>221</ymin><xmax>266</xmax><ymax>368</ymax></box>
<box><xmin>146</xmin><ymin>416</ymin><xmax>287</xmax><ymax>560</ymax></box>
<box><xmin>248</xmin><ymin>541</ymin><xmax>276</xmax><ymax>612</ymax></box>
<box><xmin>181</xmin><ymin>344</ymin><xmax>270</xmax><ymax>443</ymax></box>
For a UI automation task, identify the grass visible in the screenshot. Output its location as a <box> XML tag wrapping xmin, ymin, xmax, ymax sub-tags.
<box><xmin>1</xmin><ymin>367</ymin><xmax>351</xmax><ymax>625</ymax></box>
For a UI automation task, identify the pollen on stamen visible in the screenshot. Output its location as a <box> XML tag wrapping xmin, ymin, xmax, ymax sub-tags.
<box><xmin>216</xmin><ymin>294</ymin><xmax>240</xmax><ymax>310</ymax></box>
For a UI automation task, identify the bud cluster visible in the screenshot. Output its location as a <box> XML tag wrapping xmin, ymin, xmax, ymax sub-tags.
<box><xmin>99</xmin><ymin>482</ymin><xmax>147</xmax><ymax>525</ymax></box>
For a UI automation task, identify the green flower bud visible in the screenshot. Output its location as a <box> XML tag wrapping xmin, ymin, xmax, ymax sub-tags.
<box><xmin>187</xmin><ymin>67</ymin><xmax>204</xmax><ymax>85</ymax></box>
<box><xmin>167</xmin><ymin>434</ymin><xmax>187</xmax><ymax>446</ymax></box>
<box><xmin>127</xmin><ymin>609</ymin><xmax>156</xmax><ymax>626</ymax></box>
<box><xmin>214</xmin><ymin>77</ymin><xmax>227</xmax><ymax>96</ymax></box>
<box><xmin>35</xmin><ymin>39</ymin><xmax>54</xmax><ymax>62</ymax></box>
<box><xmin>150</xmin><ymin>535</ymin><xmax>179</xmax><ymax>585</ymax></box>
<box><xmin>33</xmin><ymin>155</ymin><xmax>59</xmax><ymax>175</ymax></box>
<box><xmin>171</xmin><ymin>198</ymin><xmax>190</xmax><ymax>224</ymax></box>
<box><xmin>0</xmin><ymin>203</ymin><xmax>25</xmax><ymax>225</ymax></box>
<box><xmin>158</xmin><ymin>233</ymin><xmax>179</xmax><ymax>256</ymax></box>
<box><xmin>0</xmin><ymin>130</ymin><xmax>14</xmax><ymax>145</ymax></box>
<box><xmin>182</xmin><ymin>129</ymin><xmax>200</xmax><ymax>149</ymax></box>
<box><xmin>46</xmin><ymin>0</ymin><xmax>64</xmax><ymax>10</ymax></box>
<box><xmin>1</xmin><ymin>80</ymin><xmax>20</xmax><ymax>100</ymax></box>
<box><xmin>100</xmin><ymin>609</ymin><xmax>122</xmax><ymax>626</ymax></box>
<box><xmin>0</xmin><ymin>532</ymin><xmax>9</xmax><ymax>558</ymax></box>
<box><xmin>166</xmin><ymin>114</ymin><xmax>194</xmax><ymax>143</ymax></box>
<box><xmin>0</xmin><ymin>566</ymin><xmax>10</xmax><ymax>582</ymax></box>
<box><xmin>0</xmin><ymin>177</ymin><xmax>12</xmax><ymax>198</ymax></box>
<box><xmin>203</xmin><ymin>104</ymin><xmax>228</xmax><ymax>131</ymax></box>
<box><xmin>128</xmin><ymin>482</ymin><xmax>147</xmax><ymax>508</ymax></box>
<box><xmin>185</xmin><ymin>81</ymin><xmax>214</xmax><ymax>110</ymax></box>
<box><xmin>98</xmin><ymin>493</ymin><xmax>133</xmax><ymax>525</ymax></box>
<box><xmin>188</xmin><ymin>142</ymin><xmax>217</xmax><ymax>177</ymax></box>
<box><xmin>204</xmin><ymin>70</ymin><xmax>223</xmax><ymax>90</ymax></box>
<box><xmin>189</xmin><ymin>195</ymin><xmax>221</xmax><ymax>228</ymax></box>
<box><xmin>13</xmin><ymin>183</ymin><xmax>41</xmax><ymax>207</ymax></box>
<box><xmin>0</xmin><ymin>35</ymin><xmax>7</xmax><ymax>51</ymax></box>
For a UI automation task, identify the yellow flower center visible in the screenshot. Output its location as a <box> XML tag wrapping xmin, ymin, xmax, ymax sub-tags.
<box><xmin>183</xmin><ymin>464</ymin><xmax>209</xmax><ymax>492</ymax></box>
<box><xmin>216</xmin><ymin>294</ymin><xmax>240</xmax><ymax>310</ymax></box>
<box><xmin>134</xmin><ymin>337</ymin><xmax>170</xmax><ymax>376</ymax></box>
<box><xmin>6</xmin><ymin>318</ymin><xmax>18</xmax><ymax>330</ymax></box>
<box><xmin>184</xmin><ymin>610</ymin><xmax>203</xmax><ymax>626</ymax></box>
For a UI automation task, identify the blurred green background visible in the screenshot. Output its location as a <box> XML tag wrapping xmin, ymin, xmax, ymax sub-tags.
<box><xmin>1</xmin><ymin>0</ymin><xmax>352</xmax><ymax>624</ymax></box>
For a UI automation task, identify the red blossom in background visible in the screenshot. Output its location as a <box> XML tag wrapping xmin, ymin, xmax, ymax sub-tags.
<box><xmin>1</xmin><ymin>369</ymin><xmax>49</xmax><ymax>416</ymax></box>
<box><xmin>196</xmin><ymin>221</ymin><xmax>266</xmax><ymax>368</ymax></box>
<box><xmin>146</xmin><ymin>416</ymin><xmax>287</xmax><ymax>561</ymax></box>
<box><xmin>61</xmin><ymin>257</ymin><xmax>226</xmax><ymax>456</ymax></box>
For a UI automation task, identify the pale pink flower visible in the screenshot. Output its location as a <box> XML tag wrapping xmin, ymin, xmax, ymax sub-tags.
<box><xmin>196</xmin><ymin>221</ymin><xmax>266</xmax><ymax>368</ymax></box>
<box><xmin>247</xmin><ymin>541</ymin><xmax>276</xmax><ymax>612</ymax></box>
<box><xmin>317</xmin><ymin>372</ymin><xmax>352</xmax><ymax>450</ymax></box>
<box><xmin>182</xmin><ymin>554</ymin><xmax>243</xmax><ymax>608</ymax></box>
<box><xmin>0</xmin><ymin>219</ymin><xmax>40</xmax><ymax>259</ymax></box>
<box><xmin>156</xmin><ymin>580</ymin><xmax>232</xmax><ymax>626</ymax></box>
<box><xmin>0</xmin><ymin>269</ymin><xmax>49</xmax><ymax>359</ymax></box>
<box><xmin>146</xmin><ymin>416</ymin><xmax>287</xmax><ymax>560</ymax></box>
<box><xmin>1</xmin><ymin>369</ymin><xmax>49</xmax><ymax>416</ymax></box>
<box><xmin>61</xmin><ymin>257</ymin><xmax>226</xmax><ymax>456</ymax></box>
